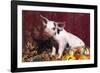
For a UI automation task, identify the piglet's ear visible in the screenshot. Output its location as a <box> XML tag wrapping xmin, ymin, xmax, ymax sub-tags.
<box><xmin>40</xmin><ymin>15</ymin><xmax>49</xmax><ymax>26</ymax></box>
<box><xmin>57</xmin><ymin>22</ymin><xmax>65</xmax><ymax>30</ymax></box>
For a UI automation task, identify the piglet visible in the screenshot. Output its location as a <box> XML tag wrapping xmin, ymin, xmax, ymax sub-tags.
<box><xmin>40</xmin><ymin>15</ymin><xmax>85</xmax><ymax>59</ymax></box>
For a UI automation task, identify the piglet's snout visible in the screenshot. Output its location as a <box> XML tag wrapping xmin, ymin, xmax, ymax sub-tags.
<box><xmin>43</xmin><ymin>32</ymin><xmax>51</xmax><ymax>37</ymax></box>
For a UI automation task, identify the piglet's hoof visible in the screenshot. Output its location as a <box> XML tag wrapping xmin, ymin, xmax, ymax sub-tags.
<box><xmin>56</xmin><ymin>55</ymin><xmax>62</xmax><ymax>60</ymax></box>
<box><xmin>56</xmin><ymin>57</ymin><xmax>62</xmax><ymax>60</ymax></box>
<box><xmin>50</xmin><ymin>54</ymin><xmax>55</xmax><ymax>57</ymax></box>
<box><xmin>51</xmin><ymin>55</ymin><xmax>56</xmax><ymax>60</ymax></box>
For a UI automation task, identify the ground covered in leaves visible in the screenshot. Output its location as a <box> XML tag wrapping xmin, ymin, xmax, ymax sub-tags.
<box><xmin>22</xmin><ymin>41</ymin><xmax>90</xmax><ymax>62</ymax></box>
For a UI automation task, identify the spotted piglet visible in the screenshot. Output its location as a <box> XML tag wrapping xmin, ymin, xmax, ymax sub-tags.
<box><xmin>40</xmin><ymin>15</ymin><xmax>85</xmax><ymax>59</ymax></box>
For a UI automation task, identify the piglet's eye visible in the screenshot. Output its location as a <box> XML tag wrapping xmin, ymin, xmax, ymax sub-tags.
<box><xmin>52</xmin><ymin>27</ymin><xmax>56</xmax><ymax>30</ymax></box>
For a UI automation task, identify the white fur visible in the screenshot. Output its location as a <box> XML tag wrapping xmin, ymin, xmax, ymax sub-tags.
<box><xmin>53</xmin><ymin>29</ymin><xmax>85</xmax><ymax>58</ymax></box>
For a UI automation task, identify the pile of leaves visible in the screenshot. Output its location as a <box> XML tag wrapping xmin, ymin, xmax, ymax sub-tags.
<box><xmin>22</xmin><ymin>41</ymin><xmax>90</xmax><ymax>62</ymax></box>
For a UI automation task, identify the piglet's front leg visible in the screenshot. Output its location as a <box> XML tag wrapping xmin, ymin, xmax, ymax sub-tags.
<box><xmin>51</xmin><ymin>47</ymin><xmax>56</xmax><ymax>56</ymax></box>
<box><xmin>57</xmin><ymin>43</ymin><xmax>65</xmax><ymax>59</ymax></box>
